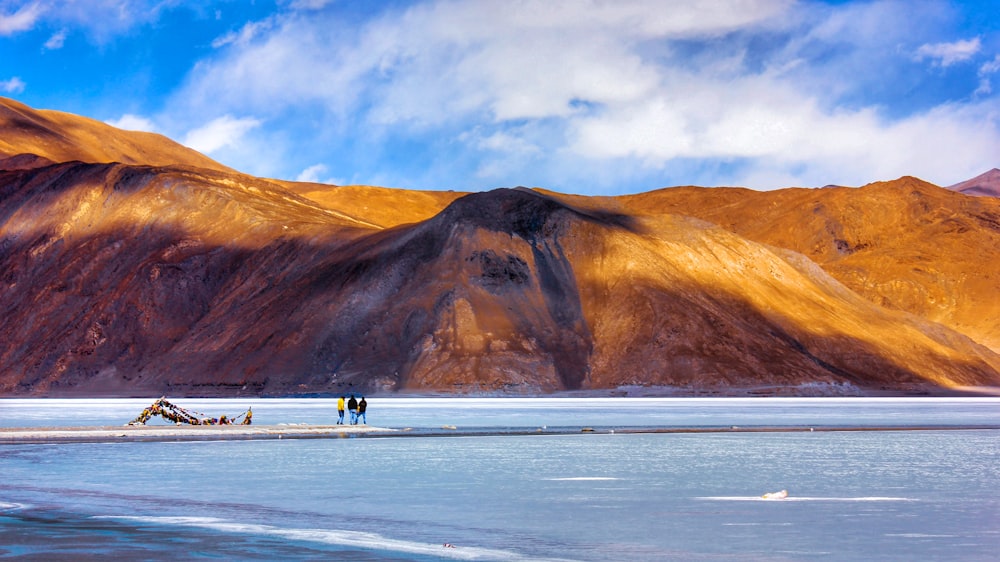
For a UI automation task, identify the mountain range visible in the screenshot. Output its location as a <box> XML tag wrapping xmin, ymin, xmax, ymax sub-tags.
<box><xmin>2</xmin><ymin>96</ymin><xmax>998</xmax><ymax>397</ymax></box>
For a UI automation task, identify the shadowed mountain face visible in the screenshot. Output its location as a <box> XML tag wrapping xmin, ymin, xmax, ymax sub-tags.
<box><xmin>2</xmin><ymin>97</ymin><xmax>999</xmax><ymax>396</ymax></box>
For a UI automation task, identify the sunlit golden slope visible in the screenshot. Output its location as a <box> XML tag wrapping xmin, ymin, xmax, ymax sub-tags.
<box><xmin>0</xmin><ymin>96</ymin><xmax>234</xmax><ymax>173</ymax></box>
<box><xmin>0</xmin><ymin>96</ymin><xmax>459</xmax><ymax>228</ymax></box>
<box><xmin>1</xmin><ymin>162</ymin><xmax>375</xmax><ymax>245</ymax></box>
<box><xmin>280</xmin><ymin>181</ymin><xmax>467</xmax><ymax>228</ymax></box>
<box><xmin>617</xmin><ymin>179</ymin><xmax>1000</xmax><ymax>353</ymax></box>
<box><xmin>1</xmin><ymin>98</ymin><xmax>998</xmax><ymax>396</ymax></box>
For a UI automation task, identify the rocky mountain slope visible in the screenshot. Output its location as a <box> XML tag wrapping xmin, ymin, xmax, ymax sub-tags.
<box><xmin>615</xmin><ymin>180</ymin><xmax>1000</xmax><ymax>354</ymax></box>
<box><xmin>1</xmin><ymin>97</ymin><xmax>998</xmax><ymax>396</ymax></box>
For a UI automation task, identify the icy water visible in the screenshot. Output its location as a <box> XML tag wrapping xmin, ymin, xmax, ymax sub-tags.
<box><xmin>1</xmin><ymin>398</ymin><xmax>998</xmax><ymax>561</ymax></box>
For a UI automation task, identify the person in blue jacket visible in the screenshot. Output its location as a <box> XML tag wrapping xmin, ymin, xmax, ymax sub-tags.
<box><xmin>348</xmin><ymin>395</ymin><xmax>358</xmax><ymax>425</ymax></box>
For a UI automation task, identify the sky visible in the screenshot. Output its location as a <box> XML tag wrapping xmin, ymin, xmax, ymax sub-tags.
<box><xmin>1</xmin><ymin>0</ymin><xmax>999</xmax><ymax>195</ymax></box>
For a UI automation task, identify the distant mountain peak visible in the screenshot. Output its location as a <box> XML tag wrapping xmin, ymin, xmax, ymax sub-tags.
<box><xmin>947</xmin><ymin>168</ymin><xmax>1000</xmax><ymax>197</ymax></box>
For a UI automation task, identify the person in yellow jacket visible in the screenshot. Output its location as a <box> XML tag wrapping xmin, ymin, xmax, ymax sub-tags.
<box><xmin>337</xmin><ymin>396</ymin><xmax>346</xmax><ymax>425</ymax></box>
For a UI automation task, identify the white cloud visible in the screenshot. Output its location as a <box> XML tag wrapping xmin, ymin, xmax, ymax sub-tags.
<box><xmin>729</xmin><ymin>101</ymin><xmax>1000</xmax><ymax>188</ymax></box>
<box><xmin>211</xmin><ymin>18</ymin><xmax>275</xmax><ymax>49</ymax></box>
<box><xmin>1</xmin><ymin>1</ymin><xmax>181</xmax><ymax>44</ymax></box>
<box><xmin>1</xmin><ymin>76</ymin><xmax>26</xmax><ymax>93</ymax></box>
<box><xmin>182</xmin><ymin>115</ymin><xmax>262</xmax><ymax>154</ymax></box>
<box><xmin>105</xmin><ymin>114</ymin><xmax>157</xmax><ymax>132</ymax></box>
<box><xmin>982</xmin><ymin>54</ymin><xmax>1000</xmax><ymax>75</ymax></box>
<box><xmin>179</xmin><ymin>0</ymin><xmax>791</xmax><ymax>123</ymax></box>
<box><xmin>296</xmin><ymin>163</ymin><xmax>326</xmax><ymax>182</ymax></box>
<box><xmin>573</xmin><ymin>66</ymin><xmax>1000</xmax><ymax>188</ymax></box>
<box><xmin>0</xmin><ymin>2</ymin><xmax>44</xmax><ymax>35</ymax></box>
<box><xmin>976</xmin><ymin>54</ymin><xmax>1000</xmax><ymax>96</ymax></box>
<box><xmin>295</xmin><ymin>163</ymin><xmax>343</xmax><ymax>184</ymax></box>
<box><xmin>371</xmin><ymin>0</ymin><xmax>793</xmax><ymax>126</ymax></box>
<box><xmin>470</xmin><ymin>130</ymin><xmax>541</xmax><ymax>155</ymax></box>
<box><xmin>914</xmin><ymin>37</ymin><xmax>981</xmax><ymax>67</ymax></box>
<box><xmin>43</xmin><ymin>28</ymin><xmax>66</xmax><ymax>50</ymax></box>
<box><xmin>287</xmin><ymin>0</ymin><xmax>336</xmax><ymax>10</ymax></box>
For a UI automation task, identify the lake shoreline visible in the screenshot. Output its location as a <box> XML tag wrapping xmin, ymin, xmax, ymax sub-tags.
<box><xmin>4</xmin><ymin>384</ymin><xmax>1000</xmax><ymax>399</ymax></box>
<box><xmin>2</xmin><ymin>422</ymin><xmax>998</xmax><ymax>444</ymax></box>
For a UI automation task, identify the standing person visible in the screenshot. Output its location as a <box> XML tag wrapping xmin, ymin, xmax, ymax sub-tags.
<box><xmin>347</xmin><ymin>394</ymin><xmax>358</xmax><ymax>425</ymax></box>
<box><xmin>358</xmin><ymin>396</ymin><xmax>367</xmax><ymax>424</ymax></box>
<box><xmin>336</xmin><ymin>396</ymin><xmax>346</xmax><ymax>425</ymax></box>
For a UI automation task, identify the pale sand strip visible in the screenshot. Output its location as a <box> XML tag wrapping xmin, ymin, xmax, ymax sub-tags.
<box><xmin>0</xmin><ymin>424</ymin><xmax>396</xmax><ymax>444</ymax></box>
<box><xmin>1</xmin><ymin>424</ymin><xmax>998</xmax><ymax>444</ymax></box>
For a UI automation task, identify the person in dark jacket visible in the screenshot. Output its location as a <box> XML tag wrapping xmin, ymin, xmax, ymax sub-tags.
<box><xmin>358</xmin><ymin>396</ymin><xmax>367</xmax><ymax>424</ymax></box>
<box><xmin>348</xmin><ymin>395</ymin><xmax>358</xmax><ymax>425</ymax></box>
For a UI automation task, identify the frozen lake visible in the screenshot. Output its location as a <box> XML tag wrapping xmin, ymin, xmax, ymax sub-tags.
<box><xmin>1</xmin><ymin>398</ymin><xmax>998</xmax><ymax>560</ymax></box>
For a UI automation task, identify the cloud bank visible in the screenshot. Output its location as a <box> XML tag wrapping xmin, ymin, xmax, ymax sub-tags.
<box><xmin>9</xmin><ymin>0</ymin><xmax>1000</xmax><ymax>193</ymax></box>
<box><xmin>166</xmin><ymin>0</ymin><xmax>998</xmax><ymax>191</ymax></box>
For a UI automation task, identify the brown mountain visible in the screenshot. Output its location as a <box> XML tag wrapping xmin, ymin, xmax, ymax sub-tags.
<box><xmin>948</xmin><ymin>168</ymin><xmax>1000</xmax><ymax>198</ymax></box>
<box><xmin>1</xmin><ymin>98</ymin><xmax>999</xmax><ymax>396</ymax></box>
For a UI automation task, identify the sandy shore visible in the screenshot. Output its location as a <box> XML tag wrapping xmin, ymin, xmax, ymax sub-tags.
<box><xmin>0</xmin><ymin>424</ymin><xmax>396</xmax><ymax>444</ymax></box>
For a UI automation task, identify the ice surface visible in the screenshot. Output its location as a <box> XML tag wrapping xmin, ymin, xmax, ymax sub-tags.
<box><xmin>1</xmin><ymin>399</ymin><xmax>998</xmax><ymax>561</ymax></box>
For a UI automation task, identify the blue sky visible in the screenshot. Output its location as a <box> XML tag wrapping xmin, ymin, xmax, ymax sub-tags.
<box><xmin>2</xmin><ymin>0</ymin><xmax>999</xmax><ymax>194</ymax></box>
